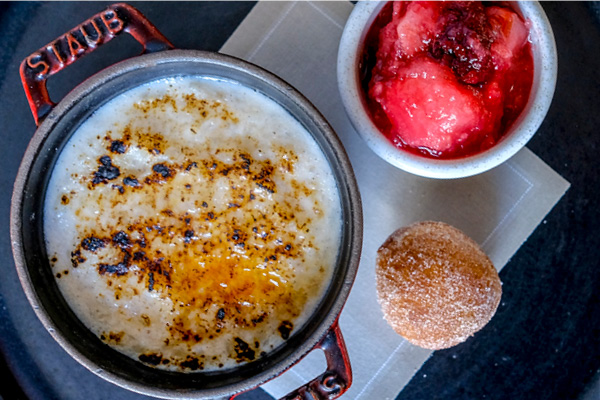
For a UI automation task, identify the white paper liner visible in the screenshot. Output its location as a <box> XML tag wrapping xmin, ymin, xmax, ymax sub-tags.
<box><xmin>220</xmin><ymin>2</ymin><xmax>570</xmax><ymax>399</ymax></box>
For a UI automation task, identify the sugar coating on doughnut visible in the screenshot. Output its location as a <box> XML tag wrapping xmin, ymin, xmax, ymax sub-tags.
<box><xmin>376</xmin><ymin>221</ymin><xmax>502</xmax><ymax>350</ymax></box>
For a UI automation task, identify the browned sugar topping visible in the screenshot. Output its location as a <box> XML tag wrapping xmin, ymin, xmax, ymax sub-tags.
<box><xmin>48</xmin><ymin>87</ymin><xmax>336</xmax><ymax>371</ymax></box>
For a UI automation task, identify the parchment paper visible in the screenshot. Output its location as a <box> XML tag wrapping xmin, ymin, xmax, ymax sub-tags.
<box><xmin>220</xmin><ymin>2</ymin><xmax>570</xmax><ymax>399</ymax></box>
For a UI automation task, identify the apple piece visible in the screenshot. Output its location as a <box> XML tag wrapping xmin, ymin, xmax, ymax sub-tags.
<box><xmin>372</xmin><ymin>58</ymin><xmax>490</xmax><ymax>155</ymax></box>
<box><xmin>486</xmin><ymin>6</ymin><xmax>529</xmax><ymax>70</ymax></box>
<box><xmin>393</xmin><ymin>1</ymin><xmax>441</xmax><ymax>58</ymax></box>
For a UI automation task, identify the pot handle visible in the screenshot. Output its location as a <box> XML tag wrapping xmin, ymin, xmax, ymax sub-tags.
<box><xmin>279</xmin><ymin>323</ymin><xmax>352</xmax><ymax>400</ymax></box>
<box><xmin>19</xmin><ymin>3</ymin><xmax>174</xmax><ymax>125</ymax></box>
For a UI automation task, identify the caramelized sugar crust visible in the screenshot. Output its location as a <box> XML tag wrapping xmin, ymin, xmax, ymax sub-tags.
<box><xmin>45</xmin><ymin>77</ymin><xmax>341</xmax><ymax>371</ymax></box>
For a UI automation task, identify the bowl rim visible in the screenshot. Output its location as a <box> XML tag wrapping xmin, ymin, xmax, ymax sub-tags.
<box><xmin>337</xmin><ymin>1</ymin><xmax>558</xmax><ymax>179</ymax></box>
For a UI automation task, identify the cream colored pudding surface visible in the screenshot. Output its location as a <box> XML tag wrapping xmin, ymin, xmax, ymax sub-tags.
<box><xmin>44</xmin><ymin>76</ymin><xmax>342</xmax><ymax>372</ymax></box>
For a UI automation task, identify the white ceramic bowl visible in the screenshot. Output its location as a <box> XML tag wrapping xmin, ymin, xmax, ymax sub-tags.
<box><xmin>337</xmin><ymin>1</ymin><xmax>557</xmax><ymax>179</ymax></box>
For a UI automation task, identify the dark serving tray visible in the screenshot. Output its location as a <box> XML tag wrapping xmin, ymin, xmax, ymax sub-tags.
<box><xmin>0</xmin><ymin>2</ymin><xmax>599</xmax><ymax>400</ymax></box>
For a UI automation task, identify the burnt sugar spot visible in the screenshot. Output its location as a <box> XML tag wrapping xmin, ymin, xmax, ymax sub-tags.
<box><xmin>112</xmin><ymin>231</ymin><xmax>131</xmax><ymax>248</ymax></box>
<box><xmin>278</xmin><ymin>321</ymin><xmax>293</xmax><ymax>340</ymax></box>
<box><xmin>145</xmin><ymin>163</ymin><xmax>176</xmax><ymax>184</ymax></box>
<box><xmin>229</xmin><ymin>228</ymin><xmax>248</xmax><ymax>248</ymax></box>
<box><xmin>112</xmin><ymin>184</ymin><xmax>125</xmax><ymax>194</ymax></box>
<box><xmin>182</xmin><ymin>93</ymin><xmax>239</xmax><ymax>123</ymax></box>
<box><xmin>148</xmin><ymin>272</ymin><xmax>155</xmax><ymax>291</ymax></box>
<box><xmin>273</xmin><ymin>146</ymin><xmax>299</xmax><ymax>173</ymax></box>
<box><xmin>183</xmin><ymin>229</ymin><xmax>195</xmax><ymax>243</ymax></box>
<box><xmin>179</xmin><ymin>356</ymin><xmax>203</xmax><ymax>371</ymax></box>
<box><xmin>120</xmin><ymin>125</ymin><xmax>168</xmax><ymax>155</ymax></box>
<box><xmin>185</xmin><ymin>161</ymin><xmax>198</xmax><ymax>171</ymax></box>
<box><xmin>134</xmin><ymin>94</ymin><xmax>178</xmax><ymax>113</ymax></box>
<box><xmin>92</xmin><ymin>155</ymin><xmax>120</xmax><ymax>185</ymax></box>
<box><xmin>167</xmin><ymin>317</ymin><xmax>204</xmax><ymax>344</ymax></box>
<box><xmin>99</xmin><ymin>261</ymin><xmax>129</xmax><ymax>276</ymax></box>
<box><xmin>139</xmin><ymin>352</ymin><xmax>164</xmax><ymax>366</ymax></box>
<box><xmin>252</xmin><ymin>161</ymin><xmax>276</xmax><ymax>193</ymax></box>
<box><xmin>81</xmin><ymin>236</ymin><xmax>106</xmax><ymax>252</ymax></box>
<box><xmin>101</xmin><ymin>331</ymin><xmax>125</xmax><ymax>345</ymax></box>
<box><xmin>153</xmin><ymin>163</ymin><xmax>172</xmax><ymax>178</ymax></box>
<box><xmin>251</xmin><ymin>313</ymin><xmax>266</xmax><ymax>326</ymax></box>
<box><xmin>233</xmin><ymin>338</ymin><xmax>255</xmax><ymax>362</ymax></box>
<box><xmin>141</xmin><ymin>314</ymin><xmax>151</xmax><ymax>327</ymax></box>
<box><xmin>99</xmin><ymin>251</ymin><xmax>130</xmax><ymax>276</ymax></box>
<box><xmin>123</xmin><ymin>176</ymin><xmax>141</xmax><ymax>188</ymax></box>
<box><xmin>70</xmin><ymin>250</ymin><xmax>85</xmax><ymax>268</ymax></box>
<box><xmin>110</xmin><ymin>140</ymin><xmax>127</xmax><ymax>154</ymax></box>
<box><xmin>239</xmin><ymin>153</ymin><xmax>251</xmax><ymax>171</ymax></box>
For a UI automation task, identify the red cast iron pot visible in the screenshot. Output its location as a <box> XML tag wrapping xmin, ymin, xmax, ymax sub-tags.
<box><xmin>11</xmin><ymin>4</ymin><xmax>362</xmax><ymax>399</ymax></box>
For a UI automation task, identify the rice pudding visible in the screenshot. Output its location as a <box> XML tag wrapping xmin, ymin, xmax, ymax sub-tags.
<box><xmin>44</xmin><ymin>76</ymin><xmax>342</xmax><ymax>372</ymax></box>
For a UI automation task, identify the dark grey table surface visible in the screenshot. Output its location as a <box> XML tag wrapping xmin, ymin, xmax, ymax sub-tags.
<box><xmin>0</xmin><ymin>2</ymin><xmax>599</xmax><ymax>400</ymax></box>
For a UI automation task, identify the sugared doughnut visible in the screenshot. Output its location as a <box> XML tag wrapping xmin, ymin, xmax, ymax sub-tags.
<box><xmin>376</xmin><ymin>221</ymin><xmax>502</xmax><ymax>350</ymax></box>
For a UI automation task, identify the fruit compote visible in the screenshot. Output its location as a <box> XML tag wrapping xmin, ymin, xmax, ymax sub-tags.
<box><xmin>361</xmin><ymin>1</ymin><xmax>534</xmax><ymax>159</ymax></box>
